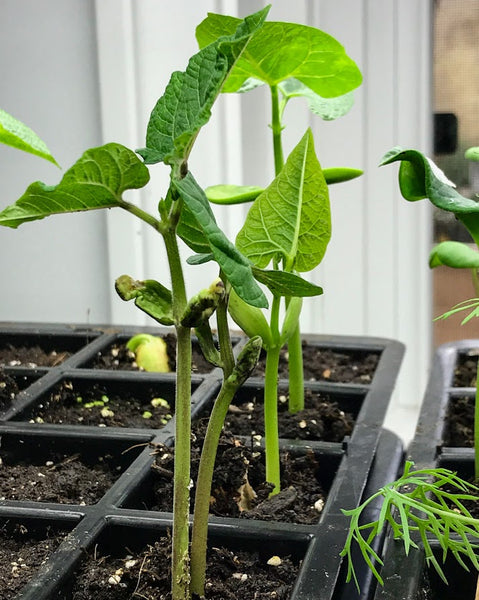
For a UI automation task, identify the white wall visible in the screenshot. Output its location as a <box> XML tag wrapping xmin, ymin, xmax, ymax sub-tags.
<box><xmin>0</xmin><ymin>0</ymin><xmax>110</xmax><ymax>324</ymax></box>
<box><xmin>0</xmin><ymin>1</ymin><xmax>433</xmax><ymax>441</ymax></box>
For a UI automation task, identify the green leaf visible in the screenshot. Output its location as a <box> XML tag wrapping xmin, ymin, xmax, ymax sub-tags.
<box><xmin>186</xmin><ymin>253</ymin><xmax>214</xmax><ymax>265</ymax></box>
<box><xmin>0</xmin><ymin>108</ymin><xmax>58</xmax><ymax>166</ymax></box>
<box><xmin>138</xmin><ymin>6</ymin><xmax>270</xmax><ymax>168</ymax></box>
<box><xmin>173</xmin><ymin>172</ymin><xmax>267</xmax><ymax>308</ymax></box>
<box><xmin>429</xmin><ymin>241</ymin><xmax>479</xmax><ymax>269</ymax></box>
<box><xmin>252</xmin><ymin>267</ymin><xmax>323</xmax><ymax>297</ymax></box>
<box><xmin>115</xmin><ymin>275</ymin><xmax>174</xmax><ymax>326</ymax></box>
<box><xmin>380</xmin><ymin>147</ymin><xmax>479</xmax><ymax>213</ymax></box>
<box><xmin>197</xmin><ymin>16</ymin><xmax>362</xmax><ymax>97</ymax></box>
<box><xmin>0</xmin><ymin>143</ymin><xmax>150</xmax><ymax>228</ymax></box>
<box><xmin>278</xmin><ymin>78</ymin><xmax>355</xmax><ymax>120</ymax></box>
<box><xmin>323</xmin><ymin>167</ymin><xmax>363</xmax><ymax>185</ymax></box>
<box><xmin>465</xmin><ymin>147</ymin><xmax>479</xmax><ymax>162</ymax></box>
<box><xmin>236</xmin><ymin>128</ymin><xmax>331</xmax><ymax>272</ymax></box>
<box><xmin>205</xmin><ymin>184</ymin><xmax>264</xmax><ymax>204</ymax></box>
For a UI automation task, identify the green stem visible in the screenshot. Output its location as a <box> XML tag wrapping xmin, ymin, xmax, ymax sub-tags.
<box><xmin>119</xmin><ymin>199</ymin><xmax>165</xmax><ymax>234</ymax></box>
<box><xmin>216</xmin><ymin>283</ymin><xmax>235</xmax><ymax>378</ymax></box>
<box><xmin>286</xmin><ymin>321</ymin><xmax>304</xmax><ymax>413</ymax></box>
<box><xmin>270</xmin><ymin>84</ymin><xmax>305</xmax><ymax>414</ymax></box>
<box><xmin>270</xmin><ymin>84</ymin><xmax>284</xmax><ymax>176</ymax></box>
<box><xmin>163</xmin><ymin>227</ymin><xmax>191</xmax><ymax>600</ymax></box>
<box><xmin>190</xmin><ymin>377</ymin><xmax>239</xmax><ymax>597</ymax></box>
<box><xmin>264</xmin><ymin>294</ymin><xmax>282</xmax><ymax>495</ymax></box>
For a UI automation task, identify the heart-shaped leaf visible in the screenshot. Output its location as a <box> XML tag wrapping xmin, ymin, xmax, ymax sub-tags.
<box><xmin>0</xmin><ymin>143</ymin><xmax>150</xmax><ymax>228</ymax></box>
<box><xmin>173</xmin><ymin>172</ymin><xmax>267</xmax><ymax>308</ymax></box>
<box><xmin>138</xmin><ymin>7</ymin><xmax>269</xmax><ymax>169</ymax></box>
<box><xmin>236</xmin><ymin>128</ymin><xmax>330</xmax><ymax>272</ymax></box>
<box><xmin>0</xmin><ymin>108</ymin><xmax>58</xmax><ymax>166</ymax></box>
<box><xmin>429</xmin><ymin>241</ymin><xmax>479</xmax><ymax>269</ymax></box>
<box><xmin>196</xmin><ymin>16</ymin><xmax>362</xmax><ymax>97</ymax></box>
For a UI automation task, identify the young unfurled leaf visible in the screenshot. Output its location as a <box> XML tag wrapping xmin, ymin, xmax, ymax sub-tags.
<box><xmin>0</xmin><ymin>143</ymin><xmax>150</xmax><ymax>228</ymax></box>
<box><xmin>181</xmin><ymin>279</ymin><xmax>224</xmax><ymax>327</ymax></box>
<box><xmin>196</xmin><ymin>16</ymin><xmax>362</xmax><ymax>98</ymax></box>
<box><xmin>380</xmin><ymin>147</ymin><xmax>479</xmax><ymax>213</ymax></box>
<box><xmin>205</xmin><ymin>184</ymin><xmax>264</xmax><ymax>205</ymax></box>
<box><xmin>323</xmin><ymin>167</ymin><xmax>363</xmax><ymax>185</ymax></box>
<box><xmin>115</xmin><ymin>275</ymin><xmax>174</xmax><ymax>326</ymax></box>
<box><xmin>138</xmin><ymin>7</ymin><xmax>269</xmax><ymax>169</ymax></box>
<box><xmin>429</xmin><ymin>241</ymin><xmax>479</xmax><ymax>269</ymax></box>
<box><xmin>236</xmin><ymin>128</ymin><xmax>330</xmax><ymax>272</ymax></box>
<box><xmin>0</xmin><ymin>108</ymin><xmax>58</xmax><ymax>166</ymax></box>
<box><xmin>465</xmin><ymin>146</ymin><xmax>479</xmax><ymax>162</ymax></box>
<box><xmin>173</xmin><ymin>172</ymin><xmax>267</xmax><ymax>308</ymax></box>
<box><xmin>228</xmin><ymin>289</ymin><xmax>273</xmax><ymax>349</ymax></box>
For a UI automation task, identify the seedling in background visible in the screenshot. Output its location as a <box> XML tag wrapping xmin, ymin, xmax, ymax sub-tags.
<box><xmin>126</xmin><ymin>333</ymin><xmax>170</xmax><ymax>372</ymax></box>
<box><xmin>198</xmin><ymin>13</ymin><xmax>363</xmax><ymax>494</ymax></box>
<box><xmin>342</xmin><ymin>147</ymin><xmax>479</xmax><ymax>591</ymax></box>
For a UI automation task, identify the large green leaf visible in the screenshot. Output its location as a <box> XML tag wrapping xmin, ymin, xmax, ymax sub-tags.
<box><xmin>236</xmin><ymin>128</ymin><xmax>330</xmax><ymax>272</ymax></box>
<box><xmin>173</xmin><ymin>172</ymin><xmax>267</xmax><ymax>308</ymax></box>
<box><xmin>429</xmin><ymin>241</ymin><xmax>479</xmax><ymax>269</ymax></box>
<box><xmin>0</xmin><ymin>143</ymin><xmax>150</xmax><ymax>228</ymax></box>
<box><xmin>137</xmin><ymin>7</ymin><xmax>269</xmax><ymax>169</ymax></box>
<box><xmin>196</xmin><ymin>15</ymin><xmax>362</xmax><ymax>97</ymax></box>
<box><xmin>0</xmin><ymin>108</ymin><xmax>58</xmax><ymax>166</ymax></box>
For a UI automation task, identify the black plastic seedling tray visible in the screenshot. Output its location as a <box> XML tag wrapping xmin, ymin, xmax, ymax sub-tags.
<box><xmin>0</xmin><ymin>322</ymin><xmax>404</xmax><ymax>599</ymax></box>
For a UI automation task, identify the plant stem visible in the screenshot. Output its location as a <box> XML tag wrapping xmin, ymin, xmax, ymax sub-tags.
<box><xmin>190</xmin><ymin>376</ymin><xmax>239</xmax><ymax>597</ymax></box>
<box><xmin>264</xmin><ymin>294</ymin><xmax>282</xmax><ymax>494</ymax></box>
<box><xmin>163</xmin><ymin>225</ymin><xmax>191</xmax><ymax>600</ymax></box>
<box><xmin>270</xmin><ymin>84</ymin><xmax>284</xmax><ymax>175</ymax></box>
<box><xmin>216</xmin><ymin>284</ymin><xmax>235</xmax><ymax>378</ymax></box>
<box><xmin>270</xmin><ymin>84</ymin><xmax>305</xmax><ymax>414</ymax></box>
<box><xmin>286</xmin><ymin>321</ymin><xmax>304</xmax><ymax>413</ymax></box>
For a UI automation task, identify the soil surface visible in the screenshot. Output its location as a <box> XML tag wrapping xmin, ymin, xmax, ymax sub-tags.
<box><xmin>70</xmin><ymin>537</ymin><xmax>299</xmax><ymax>599</ymax></box>
<box><xmin>0</xmin><ymin>521</ymin><xmax>67</xmax><ymax>600</ymax></box>
<box><xmin>148</xmin><ymin>422</ymin><xmax>329</xmax><ymax>524</ymax></box>
<box><xmin>0</xmin><ymin>344</ymin><xmax>71</xmax><ymax>368</ymax></box>
<box><xmin>0</xmin><ymin>370</ymin><xmax>20</xmax><ymax>411</ymax></box>
<box><xmin>90</xmin><ymin>334</ymin><xmax>214</xmax><ymax>374</ymax></box>
<box><xmin>252</xmin><ymin>342</ymin><xmax>380</xmax><ymax>384</ymax></box>
<box><xmin>0</xmin><ymin>451</ymin><xmax>120</xmax><ymax>504</ymax></box>
<box><xmin>29</xmin><ymin>379</ymin><xmax>174</xmax><ymax>429</ymax></box>
<box><xmin>453</xmin><ymin>351</ymin><xmax>479</xmax><ymax>387</ymax></box>
<box><xmin>444</xmin><ymin>395</ymin><xmax>474</xmax><ymax>447</ymax></box>
<box><xmin>224</xmin><ymin>389</ymin><xmax>354</xmax><ymax>442</ymax></box>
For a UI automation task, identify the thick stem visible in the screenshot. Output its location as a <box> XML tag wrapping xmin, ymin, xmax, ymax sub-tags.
<box><xmin>163</xmin><ymin>227</ymin><xmax>191</xmax><ymax>600</ymax></box>
<box><xmin>190</xmin><ymin>377</ymin><xmax>238</xmax><ymax>597</ymax></box>
<box><xmin>216</xmin><ymin>287</ymin><xmax>235</xmax><ymax>378</ymax></box>
<box><xmin>472</xmin><ymin>268</ymin><xmax>479</xmax><ymax>297</ymax></box>
<box><xmin>270</xmin><ymin>85</ymin><xmax>304</xmax><ymax>413</ymax></box>
<box><xmin>287</xmin><ymin>321</ymin><xmax>304</xmax><ymax>413</ymax></box>
<box><xmin>270</xmin><ymin>84</ymin><xmax>284</xmax><ymax>176</ymax></box>
<box><xmin>264</xmin><ymin>294</ymin><xmax>282</xmax><ymax>495</ymax></box>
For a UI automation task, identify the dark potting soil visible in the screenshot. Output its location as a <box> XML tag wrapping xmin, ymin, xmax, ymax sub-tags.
<box><xmin>91</xmin><ymin>333</ymin><xmax>214</xmax><ymax>374</ymax></box>
<box><xmin>0</xmin><ymin>521</ymin><xmax>67</xmax><ymax>600</ymax></box>
<box><xmin>0</xmin><ymin>451</ymin><xmax>120</xmax><ymax>504</ymax></box>
<box><xmin>29</xmin><ymin>379</ymin><xmax>174</xmax><ymax>429</ymax></box>
<box><xmin>0</xmin><ymin>369</ymin><xmax>20</xmax><ymax>411</ymax></box>
<box><xmin>444</xmin><ymin>395</ymin><xmax>475</xmax><ymax>447</ymax></box>
<box><xmin>252</xmin><ymin>342</ymin><xmax>380</xmax><ymax>384</ymax></box>
<box><xmin>70</xmin><ymin>537</ymin><xmax>299</xmax><ymax>600</ymax></box>
<box><xmin>0</xmin><ymin>344</ymin><xmax>71</xmax><ymax>368</ymax></box>
<box><xmin>453</xmin><ymin>351</ymin><xmax>479</xmax><ymax>387</ymax></box>
<box><xmin>224</xmin><ymin>389</ymin><xmax>354</xmax><ymax>442</ymax></box>
<box><xmin>149</xmin><ymin>423</ymin><xmax>328</xmax><ymax>524</ymax></box>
